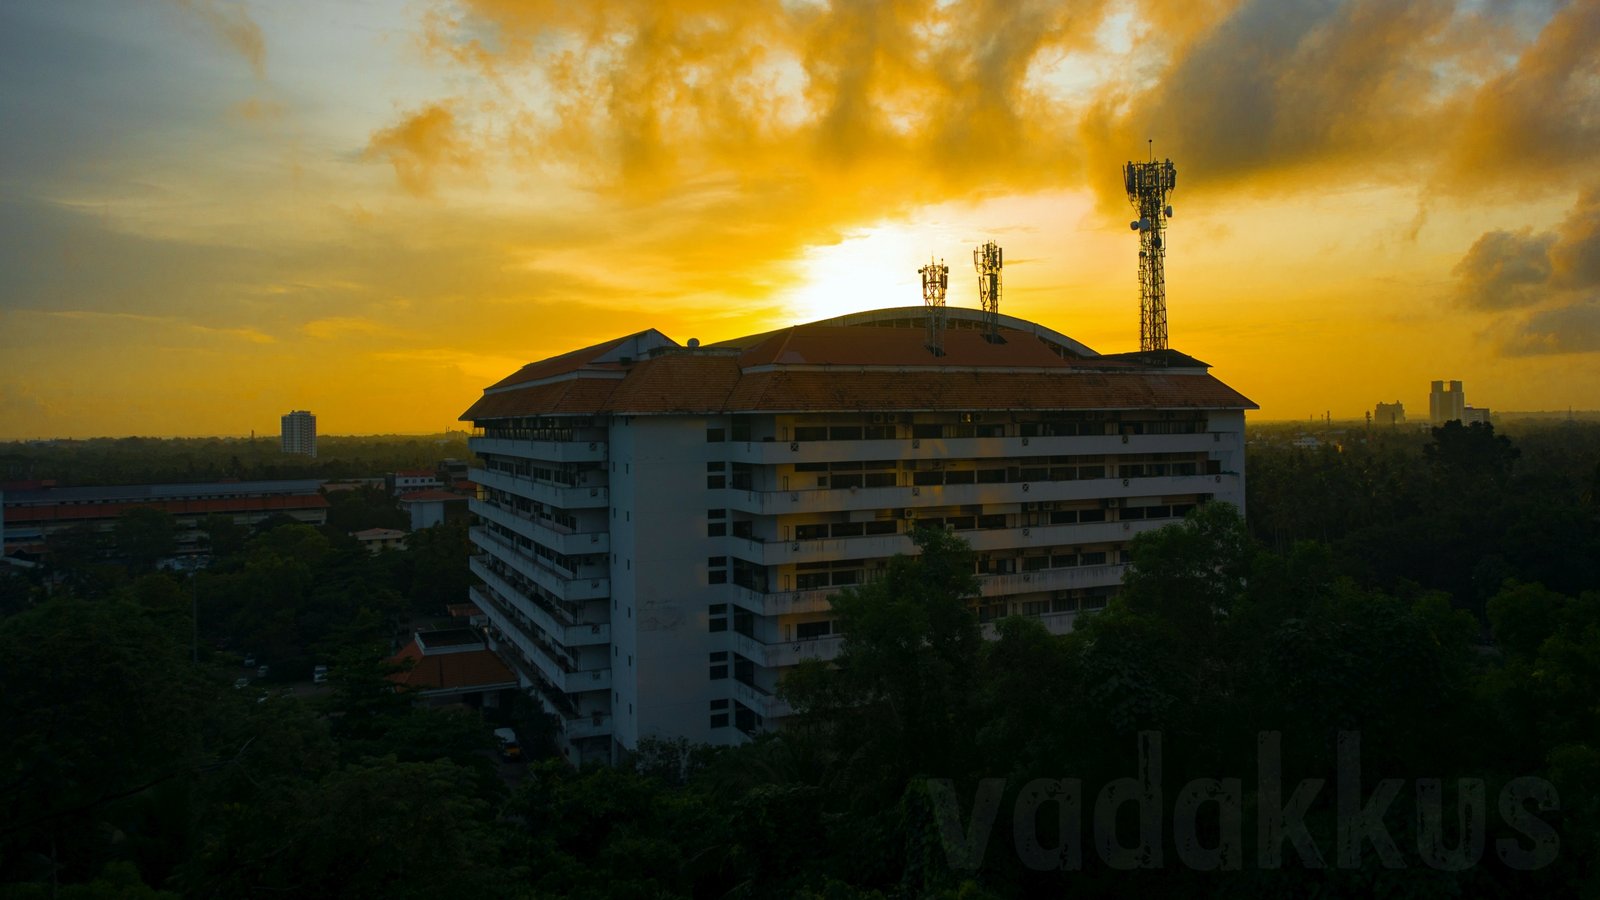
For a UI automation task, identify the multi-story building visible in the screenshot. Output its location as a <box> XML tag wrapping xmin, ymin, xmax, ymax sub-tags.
<box><xmin>460</xmin><ymin>307</ymin><xmax>1255</xmax><ymax>764</ymax></box>
<box><xmin>281</xmin><ymin>410</ymin><xmax>317</xmax><ymax>457</ymax></box>
<box><xmin>1429</xmin><ymin>381</ymin><xmax>1466</xmax><ymax>426</ymax></box>
<box><xmin>1374</xmin><ymin>402</ymin><xmax>1405</xmax><ymax>426</ymax></box>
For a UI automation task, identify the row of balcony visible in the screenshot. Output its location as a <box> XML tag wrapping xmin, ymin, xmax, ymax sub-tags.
<box><xmin>470</xmin><ymin>466</ymin><xmax>609</xmax><ymax>509</ymax></box>
<box><xmin>485</xmin><ymin>635</ymin><xmax>615</xmax><ymax>742</ymax></box>
<box><xmin>723</xmin><ymin>431</ymin><xmax>1235</xmax><ymax>465</ymax></box>
<box><xmin>469</xmin><ymin>526</ymin><xmax>609</xmax><ymax>602</ymax></box>
<box><xmin>472</xmin><ymin>586</ymin><xmax>613</xmax><ymax>694</ymax></box>
<box><xmin>470</xmin><ymin>498</ymin><xmax>610</xmax><ymax>556</ymax></box>
<box><xmin>719</xmin><ymin>562</ymin><xmax>1128</xmax><ymax>617</ymax></box>
<box><xmin>710</xmin><ymin>472</ymin><xmax>1237</xmax><ymax>516</ymax></box>
<box><xmin>720</xmin><ymin>517</ymin><xmax>1167</xmax><ymax>566</ymax></box>
<box><xmin>469</xmin><ymin>557</ymin><xmax>611</xmax><ymax>647</ymax></box>
<box><xmin>731</xmin><ymin>632</ymin><xmax>845</xmax><ymax>668</ymax></box>
<box><xmin>469</xmin><ymin>435</ymin><xmax>608</xmax><ymax>463</ymax></box>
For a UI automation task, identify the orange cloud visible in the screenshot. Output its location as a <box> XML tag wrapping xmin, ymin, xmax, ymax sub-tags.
<box><xmin>362</xmin><ymin>103</ymin><xmax>477</xmax><ymax>196</ymax></box>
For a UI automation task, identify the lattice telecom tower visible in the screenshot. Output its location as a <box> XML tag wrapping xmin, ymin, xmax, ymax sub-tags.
<box><xmin>973</xmin><ymin>241</ymin><xmax>1004</xmax><ymax>343</ymax></box>
<box><xmin>1124</xmin><ymin>148</ymin><xmax>1177</xmax><ymax>351</ymax></box>
<box><xmin>919</xmin><ymin>258</ymin><xmax>949</xmax><ymax>356</ymax></box>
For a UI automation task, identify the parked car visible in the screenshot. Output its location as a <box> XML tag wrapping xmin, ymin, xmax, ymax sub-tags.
<box><xmin>232</xmin><ymin>677</ymin><xmax>249</xmax><ymax>690</ymax></box>
<box><xmin>242</xmin><ymin>654</ymin><xmax>256</xmax><ymax>668</ymax></box>
<box><xmin>256</xmin><ymin>665</ymin><xmax>269</xmax><ymax>679</ymax></box>
<box><xmin>493</xmin><ymin>728</ymin><xmax>522</xmax><ymax>761</ymax></box>
<box><xmin>312</xmin><ymin>665</ymin><xmax>329</xmax><ymax>684</ymax></box>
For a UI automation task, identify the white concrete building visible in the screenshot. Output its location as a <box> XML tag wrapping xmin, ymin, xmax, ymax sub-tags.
<box><xmin>280</xmin><ymin>410</ymin><xmax>317</xmax><ymax>458</ymax></box>
<box><xmin>461</xmin><ymin>308</ymin><xmax>1256</xmax><ymax>764</ymax></box>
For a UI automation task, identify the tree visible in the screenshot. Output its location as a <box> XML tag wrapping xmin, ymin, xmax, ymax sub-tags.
<box><xmin>785</xmin><ymin>527</ymin><xmax>983</xmax><ymax>795</ymax></box>
<box><xmin>1117</xmin><ymin>500</ymin><xmax>1252</xmax><ymax>635</ymax></box>
<box><xmin>113</xmin><ymin>507</ymin><xmax>177</xmax><ymax>570</ymax></box>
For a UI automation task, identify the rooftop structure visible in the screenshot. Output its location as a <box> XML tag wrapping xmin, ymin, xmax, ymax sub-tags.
<box><xmin>460</xmin><ymin>307</ymin><xmax>1255</xmax><ymax>764</ymax></box>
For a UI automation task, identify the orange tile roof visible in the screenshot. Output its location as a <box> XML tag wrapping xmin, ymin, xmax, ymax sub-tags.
<box><xmin>461</xmin><ymin>315</ymin><xmax>1257</xmax><ymax>420</ymax></box>
<box><xmin>461</xmin><ymin>376</ymin><xmax>623</xmax><ymax>420</ymax></box>
<box><xmin>387</xmin><ymin>641</ymin><xmax>518</xmax><ymax>692</ymax></box>
<box><xmin>736</xmin><ymin>325</ymin><xmax>1076</xmax><ymax>368</ymax></box>
<box><xmin>487</xmin><ymin>330</ymin><xmax>670</xmax><ymax>390</ymax></box>
<box><xmin>3</xmin><ymin>494</ymin><xmax>329</xmax><ymax>525</ymax></box>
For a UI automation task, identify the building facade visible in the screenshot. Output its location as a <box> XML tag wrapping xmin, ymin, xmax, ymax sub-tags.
<box><xmin>1374</xmin><ymin>402</ymin><xmax>1405</xmax><ymax>426</ymax></box>
<box><xmin>281</xmin><ymin>410</ymin><xmax>317</xmax><ymax>457</ymax></box>
<box><xmin>460</xmin><ymin>308</ymin><xmax>1255</xmax><ymax>764</ymax></box>
<box><xmin>1429</xmin><ymin>381</ymin><xmax>1465</xmax><ymax>426</ymax></box>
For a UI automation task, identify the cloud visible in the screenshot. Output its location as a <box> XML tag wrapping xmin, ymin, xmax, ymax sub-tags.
<box><xmin>44</xmin><ymin>310</ymin><xmax>275</xmax><ymax>344</ymax></box>
<box><xmin>1457</xmin><ymin>186</ymin><xmax>1600</xmax><ymax>354</ymax></box>
<box><xmin>1498</xmin><ymin>297</ymin><xmax>1600</xmax><ymax>356</ymax></box>
<box><xmin>171</xmin><ymin>0</ymin><xmax>265</xmax><ymax>79</ymax></box>
<box><xmin>1551</xmin><ymin>185</ymin><xmax>1600</xmax><ymax>290</ymax></box>
<box><xmin>1444</xmin><ymin>0</ymin><xmax>1600</xmax><ymax>191</ymax></box>
<box><xmin>1452</xmin><ymin>228</ymin><xmax>1556</xmax><ymax>310</ymax></box>
<box><xmin>362</xmin><ymin>102</ymin><xmax>476</xmax><ymax>196</ymax></box>
<box><xmin>302</xmin><ymin>316</ymin><xmax>391</xmax><ymax>340</ymax></box>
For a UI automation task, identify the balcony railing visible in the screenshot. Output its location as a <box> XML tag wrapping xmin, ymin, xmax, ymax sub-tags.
<box><xmin>710</xmin><ymin>472</ymin><xmax>1234</xmax><ymax>516</ymax></box>
<box><xmin>470</xmin><ymin>526</ymin><xmax>609</xmax><ymax>602</ymax></box>
<box><xmin>469</xmin><ymin>435</ymin><xmax>609</xmax><ymax>463</ymax></box>
<box><xmin>470</xmin><ymin>466</ymin><xmax>609</xmax><ymax>509</ymax></box>
<box><xmin>471</xmin><ymin>498</ymin><xmax>609</xmax><ymax>556</ymax></box>
<box><xmin>469</xmin><ymin>557</ymin><xmax>610</xmax><ymax>646</ymax></box>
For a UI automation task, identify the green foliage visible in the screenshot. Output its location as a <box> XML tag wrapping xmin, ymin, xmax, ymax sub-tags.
<box><xmin>113</xmin><ymin>507</ymin><xmax>177</xmax><ymax>570</ymax></box>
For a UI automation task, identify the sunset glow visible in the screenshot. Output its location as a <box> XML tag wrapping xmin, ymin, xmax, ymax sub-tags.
<box><xmin>3</xmin><ymin>0</ymin><xmax>1598</xmax><ymax>438</ymax></box>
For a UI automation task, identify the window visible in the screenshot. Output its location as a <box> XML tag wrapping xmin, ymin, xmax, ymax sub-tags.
<box><xmin>709</xmin><ymin>604</ymin><xmax>728</xmax><ymax>632</ymax></box>
<box><xmin>796</xmin><ymin>620</ymin><xmax>833</xmax><ymax>640</ymax></box>
<box><xmin>794</xmin><ymin>426</ymin><xmax>828</xmax><ymax>441</ymax></box>
<box><xmin>710</xmin><ymin>698</ymin><xmax>730</xmax><ymax>728</ymax></box>
<box><xmin>706</xmin><ymin>427</ymin><xmax>726</xmax><ymax>442</ymax></box>
<box><xmin>706</xmin><ymin>462</ymin><xmax>726</xmax><ymax>489</ymax></box>
<box><xmin>709</xmin><ymin>652</ymin><xmax>728</xmax><ymax>680</ymax></box>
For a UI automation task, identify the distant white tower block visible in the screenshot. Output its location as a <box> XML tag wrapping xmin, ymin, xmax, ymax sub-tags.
<box><xmin>281</xmin><ymin>410</ymin><xmax>317</xmax><ymax>457</ymax></box>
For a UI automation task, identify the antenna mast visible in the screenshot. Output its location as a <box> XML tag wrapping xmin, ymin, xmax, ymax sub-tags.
<box><xmin>919</xmin><ymin>257</ymin><xmax>949</xmax><ymax>356</ymax></box>
<box><xmin>973</xmin><ymin>241</ymin><xmax>1005</xmax><ymax>343</ymax></box>
<box><xmin>1123</xmin><ymin>144</ymin><xmax>1177</xmax><ymax>351</ymax></box>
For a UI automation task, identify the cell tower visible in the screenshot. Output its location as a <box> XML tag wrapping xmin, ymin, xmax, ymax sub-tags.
<box><xmin>973</xmin><ymin>241</ymin><xmax>1005</xmax><ymax>343</ymax></box>
<box><xmin>1123</xmin><ymin>144</ymin><xmax>1177</xmax><ymax>351</ymax></box>
<box><xmin>919</xmin><ymin>257</ymin><xmax>949</xmax><ymax>356</ymax></box>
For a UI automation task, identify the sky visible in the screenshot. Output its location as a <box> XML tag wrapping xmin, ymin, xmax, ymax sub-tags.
<box><xmin>2</xmin><ymin>0</ymin><xmax>1598</xmax><ymax>438</ymax></box>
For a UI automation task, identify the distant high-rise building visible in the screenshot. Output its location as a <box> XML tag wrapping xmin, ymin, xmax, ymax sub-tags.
<box><xmin>1429</xmin><ymin>381</ymin><xmax>1467</xmax><ymax>426</ymax></box>
<box><xmin>1374</xmin><ymin>402</ymin><xmax>1405</xmax><ymax>425</ymax></box>
<box><xmin>281</xmin><ymin>410</ymin><xmax>317</xmax><ymax>457</ymax></box>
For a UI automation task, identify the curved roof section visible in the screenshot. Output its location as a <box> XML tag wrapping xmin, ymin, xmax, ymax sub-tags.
<box><xmin>811</xmin><ymin>306</ymin><xmax>1100</xmax><ymax>357</ymax></box>
<box><xmin>461</xmin><ymin>307</ymin><xmax>1256</xmax><ymax>420</ymax></box>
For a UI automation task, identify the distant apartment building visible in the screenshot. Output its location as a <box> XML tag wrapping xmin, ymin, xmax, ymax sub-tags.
<box><xmin>1374</xmin><ymin>402</ymin><xmax>1405</xmax><ymax>426</ymax></box>
<box><xmin>460</xmin><ymin>306</ymin><xmax>1255</xmax><ymax>765</ymax></box>
<box><xmin>1429</xmin><ymin>381</ymin><xmax>1491</xmax><ymax>426</ymax></box>
<box><xmin>281</xmin><ymin>410</ymin><xmax>317</xmax><ymax>458</ymax></box>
